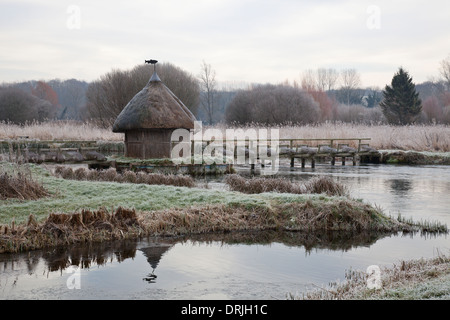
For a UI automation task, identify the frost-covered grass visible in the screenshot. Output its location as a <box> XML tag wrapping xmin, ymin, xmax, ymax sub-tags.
<box><xmin>0</xmin><ymin>162</ymin><xmax>307</xmax><ymax>224</ymax></box>
<box><xmin>295</xmin><ymin>252</ymin><xmax>450</xmax><ymax>300</ymax></box>
<box><xmin>0</xmin><ymin>166</ymin><xmax>266</xmax><ymax>224</ymax></box>
<box><xmin>0</xmin><ymin>162</ymin><xmax>447</xmax><ymax>253</ymax></box>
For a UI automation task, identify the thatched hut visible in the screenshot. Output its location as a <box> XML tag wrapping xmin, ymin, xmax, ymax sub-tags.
<box><xmin>112</xmin><ymin>61</ymin><xmax>196</xmax><ymax>159</ymax></box>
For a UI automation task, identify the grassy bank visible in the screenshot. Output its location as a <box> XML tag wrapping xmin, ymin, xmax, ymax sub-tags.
<box><xmin>0</xmin><ymin>162</ymin><xmax>447</xmax><ymax>253</ymax></box>
<box><xmin>379</xmin><ymin>150</ymin><xmax>450</xmax><ymax>165</ymax></box>
<box><xmin>295</xmin><ymin>253</ymin><xmax>450</xmax><ymax>300</ymax></box>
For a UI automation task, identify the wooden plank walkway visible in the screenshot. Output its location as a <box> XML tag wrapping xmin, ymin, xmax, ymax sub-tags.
<box><xmin>210</xmin><ymin>138</ymin><xmax>379</xmax><ymax>169</ymax></box>
<box><xmin>277</xmin><ymin>138</ymin><xmax>377</xmax><ymax>168</ymax></box>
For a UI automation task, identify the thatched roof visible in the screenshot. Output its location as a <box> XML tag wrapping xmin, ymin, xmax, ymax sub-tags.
<box><xmin>112</xmin><ymin>72</ymin><xmax>196</xmax><ymax>132</ymax></box>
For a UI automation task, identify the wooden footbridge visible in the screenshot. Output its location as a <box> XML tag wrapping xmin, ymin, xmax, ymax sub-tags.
<box><xmin>277</xmin><ymin>138</ymin><xmax>378</xmax><ymax>168</ymax></box>
<box><xmin>215</xmin><ymin>138</ymin><xmax>379</xmax><ymax>170</ymax></box>
<box><xmin>1</xmin><ymin>137</ymin><xmax>379</xmax><ymax>174</ymax></box>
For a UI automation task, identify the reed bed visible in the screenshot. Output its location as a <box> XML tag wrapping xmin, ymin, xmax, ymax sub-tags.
<box><xmin>53</xmin><ymin>166</ymin><xmax>195</xmax><ymax>188</ymax></box>
<box><xmin>2</xmin><ymin>197</ymin><xmax>443</xmax><ymax>253</ymax></box>
<box><xmin>225</xmin><ymin>174</ymin><xmax>348</xmax><ymax>197</ymax></box>
<box><xmin>0</xmin><ymin>120</ymin><xmax>123</xmax><ymax>141</ymax></box>
<box><xmin>1</xmin><ymin>121</ymin><xmax>449</xmax><ymax>152</ymax></box>
<box><xmin>295</xmin><ymin>252</ymin><xmax>450</xmax><ymax>300</ymax></box>
<box><xmin>0</xmin><ymin>165</ymin><xmax>49</xmax><ymax>200</ymax></box>
<box><xmin>0</xmin><ymin>207</ymin><xmax>142</xmax><ymax>252</ymax></box>
<box><xmin>213</xmin><ymin>122</ymin><xmax>450</xmax><ymax>152</ymax></box>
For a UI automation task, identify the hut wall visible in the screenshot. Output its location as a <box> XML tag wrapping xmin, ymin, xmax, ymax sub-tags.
<box><xmin>125</xmin><ymin>129</ymin><xmax>174</xmax><ymax>159</ymax></box>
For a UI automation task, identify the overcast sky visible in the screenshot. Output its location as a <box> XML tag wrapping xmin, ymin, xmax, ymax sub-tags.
<box><xmin>1</xmin><ymin>0</ymin><xmax>449</xmax><ymax>88</ymax></box>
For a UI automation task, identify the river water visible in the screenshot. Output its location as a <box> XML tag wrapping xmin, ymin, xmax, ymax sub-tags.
<box><xmin>1</xmin><ymin>163</ymin><xmax>449</xmax><ymax>300</ymax></box>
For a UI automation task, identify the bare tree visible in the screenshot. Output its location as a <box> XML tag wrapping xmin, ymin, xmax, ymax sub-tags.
<box><xmin>301</xmin><ymin>69</ymin><xmax>317</xmax><ymax>91</ymax></box>
<box><xmin>225</xmin><ymin>84</ymin><xmax>319</xmax><ymax>125</ymax></box>
<box><xmin>316</xmin><ymin>69</ymin><xmax>327</xmax><ymax>92</ymax></box>
<box><xmin>301</xmin><ymin>68</ymin><xmax>339</xmax><ymax>92</ymax></box>
<box><xmin>85</xmin><ymin>69</ymin><xmax>133</xmax><ymax>127</ymax></box>
<box><xmin>47</xmin><ymin>79</ymin><xmax>89</xmax><ymax>120</ymax></box>
<box><xmin>440</xmin><ymin>54</ymin><xmax>450</xmax><ymax>90</ymax></box>
<box><xmin>323</xmin><ymin>68</ymin><xmax>339</xmax><ymax>91</ymax></box>
<box><xmin>0</xmin><ymin>87</ymin><xmax>52</xmax><ymax>124</ymax></box>
<box><xmin>340</xmin><ymin>68</ymin><xmax>361</xmax><ymax>105</ymax></box>
<box><xmin>300</xmin><ymin>69</ymin><xmax>337</xmax><ymax>121</ymax></box>
<box><xmin>86</xmin><ymin>62</ymin><xmax>200</xmax><ymax>127</ymax></box>
<box><xmin>198</xmin><ymin>60</ymin><xmax>217</xmax><ymax>124</ymax></box>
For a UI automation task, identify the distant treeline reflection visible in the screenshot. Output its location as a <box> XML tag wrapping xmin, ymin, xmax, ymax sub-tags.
<box><xmin>1</xmin><ymin>230</ymin><xmax>410</xmax><ymax>275</ymax></box>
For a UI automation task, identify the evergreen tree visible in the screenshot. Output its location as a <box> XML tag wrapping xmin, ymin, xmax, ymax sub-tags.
<box><xmin>380</xmin><ymin>67</ymin><xmax>422</xmax><ymax>124</ymax></box>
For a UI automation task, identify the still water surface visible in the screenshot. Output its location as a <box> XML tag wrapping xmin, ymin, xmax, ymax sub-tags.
<box><xmin>1</xmin><ymin>163</ymin><xmax>449</xmax><ymax>299</ymax></box>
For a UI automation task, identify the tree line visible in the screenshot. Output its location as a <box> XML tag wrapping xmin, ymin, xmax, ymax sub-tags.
<box><xmin>1</xmin><ymin>55</ymin><xmax>449</xmax><ymax>126</ymax></box>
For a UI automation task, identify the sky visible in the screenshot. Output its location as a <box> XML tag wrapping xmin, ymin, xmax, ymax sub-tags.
<box><xmin>1</xmin><ymin>0</ymin><xmax>449</xmax><ymax>88</ymax></box>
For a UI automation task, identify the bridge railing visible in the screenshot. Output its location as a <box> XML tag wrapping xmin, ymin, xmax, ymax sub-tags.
<box><xmin>183</xmin><ymin>138</ymin><xmax>372</xmax><ymax>153</ymax></box>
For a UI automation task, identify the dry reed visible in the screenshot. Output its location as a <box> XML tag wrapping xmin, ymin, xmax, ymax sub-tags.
<box><xmin>0</xmin><ymin>120</ymin><xmax>123</xmax><ymax>141</ymax></box>
<box><xmin>225</xmin><ymin>174</ymin><xmax>348</xmax><ymax>196</ymax></box>
<box><xmin>1</xmin><ymin>121</ymin><xmax>449</xmax><ymax>152</ymax></box>
<box><xmin>212</xmin><ymin>122</ymin><xmax>450</xmax><ymax>152</ymax></box>
<box><xmin>0</xmin><ymin>166</ymin><xmax>49</xmax><ymax>200</ymax></box>
<box><xmin>0</xmin><ymin>207</ymin><xmax>142</xmax><ymax>252</ymax></box>
<box><xmin>53</xmin><ymin>166</ymin><xmax>195</xmax><ymax>187</ymax></box>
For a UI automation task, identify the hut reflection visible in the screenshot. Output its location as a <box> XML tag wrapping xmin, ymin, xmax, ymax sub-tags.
<box><xmin>386</xmin><ymin>178</ymin><xmax>412</xmax><ymax>196</ymax></box>
<box><xmin>139</xmin><ymin>243</ymin><xmax>173</xmax><ymax>283</ymax></box>
<box><xmin>1</xmin><ymin>228</ymin><xmax>414</xmax><ymax>286</ymax></box>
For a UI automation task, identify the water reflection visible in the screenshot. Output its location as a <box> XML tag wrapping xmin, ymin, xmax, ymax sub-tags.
<box><xmin>0</xmin><ymin>230</ymin><xmax>401</xmax><ymax>281</ymax></box>
<box><xmin>1</xmin><ymin>164</ymin><xmax>449</xmax><ymax>299</ymax></box>
<box><xmin>42</xmin><ymin>241</ymin><xmax>138</xmax><ymax>272</ymax></box>
<box><xmin>1</xmin><ymin>232</ymin><xmax>448</xmax><ymax>299</ymax></box>
<box><xmin>386</xmin><ymin>179</ymin><xmax>412</xmax><ymax>196</ymax></box>
<box><xmin>140</xmin><ymin>244</ymin><xmax>173</xmax><ymax>283</ymax></box>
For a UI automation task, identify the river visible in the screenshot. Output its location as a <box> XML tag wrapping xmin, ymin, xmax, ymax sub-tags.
<box><xmin>1</xmin><ymin>163</ymin><xmax>449</xmax><ymax>300</ymax></box>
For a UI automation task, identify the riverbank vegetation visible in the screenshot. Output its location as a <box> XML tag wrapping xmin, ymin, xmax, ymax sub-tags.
<box><xmin>0</xmin><ymin>162</ymin><xmax>447</xmax><ymax>253</ymax></box>
<box><xmin>53</xmin><ymin>166</ymin><xmax>196</xmax><ymax>187</ymax></box>
<box><xmin>225</xmin><ymin>174</ymin><xmax>349</xmax><ymax>196</ymax></box>
<box><xmin>0</xmin><ymin>165</ymin><xmax>49</xmax><ymax>200</ymax></box>
<box><xmin>294</xmin><ymin>252</ymin><xmax>450</xmax><ymax>300</ymax></box>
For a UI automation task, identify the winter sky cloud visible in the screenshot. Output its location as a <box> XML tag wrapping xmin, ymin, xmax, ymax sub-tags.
<box><xmin>1</xmin><ymin>0</ymin><xmax>449</xmax><ymax>88</ymax></box>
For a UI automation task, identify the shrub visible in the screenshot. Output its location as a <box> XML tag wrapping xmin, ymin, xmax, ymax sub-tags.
<box><xmin>305</xmin><ymin>176</ymin><xmax>348</xmax><ymax>196</ymax></box>
<box><xmin>225</xmin><ymin>174</ymin><xmax>346</xmax><ymax>196</ymax></box>
<box><xmin>122</xmin><ymin>170</ymin><xmax>137</xmax><ymax>183</ymax></box>
<box><xmin>52</xmin><ymin>165</ymin><xmax>196</xmax><ymax>188</ymax></box>
<box><xmin>60</xmin><ymin>167</ymin><xmax>74</xmax><ymax>180</ymax></box>
<box><xmin>73</xmin><ymin>167</ymin><xmax>88</xmax><ymax>180</ymax></box>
